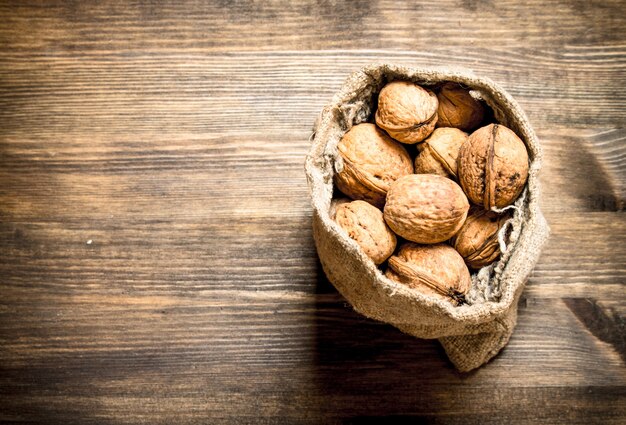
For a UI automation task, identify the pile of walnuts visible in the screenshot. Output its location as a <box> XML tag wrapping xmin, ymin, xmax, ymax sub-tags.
<box><xmin>332</xmin><ymin>81</ymin><xmax>529</xmax><ymax>306</ymax></box>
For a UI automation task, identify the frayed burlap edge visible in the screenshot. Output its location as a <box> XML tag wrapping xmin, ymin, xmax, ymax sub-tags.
<box><xmin>304</xmin><ymin>64</ymin><xmax>550</xmax><ymax>372</ymax></box>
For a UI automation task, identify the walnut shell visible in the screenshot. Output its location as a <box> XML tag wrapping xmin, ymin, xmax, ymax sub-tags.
<box><xmin>384</xmin><ymin>174</ymin><xmax>469</xmax><ymax>244</ymax></box>
<box><xmin>335</xmin><ymin>123</ymin><xmax>414</xmax><ymax>208</ymax></box>
<box><xmin>451</xmin><ymin>207</ymin><xmax>512</xmax><ymax>269</ymax></box>
<box><xmin>333</xmin><ymin>200</ymin><xmax>397</xmax><ymax>265</ymax></box>
<box><xmin>375</xmin><ymin>81</ymin><xmax>438</xmax><ymax>144</ymax></box>
<box><xmin>385</xmin><ymin>242</ymin><xmax>471</xmax><ymax>306</ymax></box>
<box><xmin>458</xmin><ymin>124</ymin><xmax>529</xmax><ymax>209</ymax></box>
<box><xmin>436</xmin><ymin>82</ymin><xmax>486</xmax><ymax>131</ymax></box>
<box><xmin>414</xmin><ymin>127</ymin><xmax>468</xmax><ymax>179</ymax></box>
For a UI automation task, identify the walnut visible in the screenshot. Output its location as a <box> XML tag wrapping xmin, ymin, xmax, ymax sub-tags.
<box><xmin>414</xmin><ymin>127</ymin><xmax>468</xmax><ymax>179</ymax></box>
<box><xmin>385</xmin><ymin>242</ymin><xmax>471</xmax><ymax>306</ymax></box>
<box><xmin>458</xmin><ymin>124</ymin><xmax>529</xmax><ymax>209</ymax></box>
<box><xmin>333</xmin><ymin>200</ymin><xmax>397</xmax><ymax>265</ymax></box>
<box><xmin>436</xmin><ymin>82</ymin><xmax>485</xmax><ymax>131</ymax></box>
<box><xmin>451</xmin><ymin>207</ymin><xmax>512</xmax><ymax>269</ymax></box>
<box><xmin>375</xmin><ymin>81</ymin><xmax>438</xmax><ymax>144</ymax></box>
<box><xmin>384</xmin><ymin>174</ymin><xmax>469</xmax><ymax>244</ymax></box>
<box><xmin>334</xmin><ymin>123</ymin><xmax>414</xmax><ymax>208</ymax></box>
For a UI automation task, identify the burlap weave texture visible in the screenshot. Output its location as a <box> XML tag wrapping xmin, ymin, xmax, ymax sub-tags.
<box><xmin>305</xmin><ymin>64</ymin><xmax>550</xmax><ymax>371</ymax></box>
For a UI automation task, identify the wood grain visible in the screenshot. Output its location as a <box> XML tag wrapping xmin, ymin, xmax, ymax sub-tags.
<box><xmin>1</xmin><ymin>51</ymin><xmax>625</xmax><ymax>136</ymax></box>
<box><xmin>0</xmin><ymin>0</ymin><xmax>625</xmax><ymax>423</ymax></box>
<box><xmin>1</xmin><ymin>0</ymin><xmax>625</xmax><ymax>51</ymax></box>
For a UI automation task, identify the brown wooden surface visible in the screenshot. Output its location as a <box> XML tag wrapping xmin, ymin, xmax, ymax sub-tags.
<box><xmin>1</xmin><ymin>1</ymin><xmax>625</xmax><ymax>423</ymax></box>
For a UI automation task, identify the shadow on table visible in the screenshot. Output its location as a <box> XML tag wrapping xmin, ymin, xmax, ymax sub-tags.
<box><xmin>312</xmin><ymin>259</ymin><xmax>472</xmax><ymax>422</ymax></box>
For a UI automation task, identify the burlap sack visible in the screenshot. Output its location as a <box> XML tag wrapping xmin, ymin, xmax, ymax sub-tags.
<box><xmin>305</xmin><ymin>64</ymin><xmax>550</xmax><ymax>372</ymax></box>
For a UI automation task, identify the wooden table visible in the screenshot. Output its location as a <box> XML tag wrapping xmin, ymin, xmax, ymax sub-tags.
<box><xmin>1</xmin><ymin>1</ymin><xmax>624</xmax><ymax>423</ymax></box>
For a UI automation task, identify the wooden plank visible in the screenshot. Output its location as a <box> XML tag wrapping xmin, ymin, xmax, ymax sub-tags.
<box><xmin>0</xmin><ymin>290</ymin><xmax>624</xmax><ymax>385</ymax></box>
<box><xmin>1</xmin><ymin>290</ymin><xmax>625</xmax><ymax>422</ymax></box>
<box><xmin>0</xmin><ymin>388</ymin><xmax>624</xmax><ymax>424</ymax></box>
<box><xmin>0</xmin><ymin>51</ymin><xmax>625</xmax><ymax>135</ymax></box>
<box><xmin>531</xmin><ymin>212</ymin><xmax>626</xmax><ymax>286</ymax></box>
<box><xmin>1</xmin><ymin>0</ymin><xmax>624</xmax><ymax>52</ymax></box>
<box><xmin>541</xmin><ymin>128</ymin><xmax>626</xmax><ymax>212</ymax></box>
<box><xmin>0</xmin><ymin>129</ymin><xmax>624</xmax><ymax>228</ymax></box>
<box><xmin>0</xmin><ymin>212</ymin><xmax>624</xmax><ymax>292</ymax></box>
